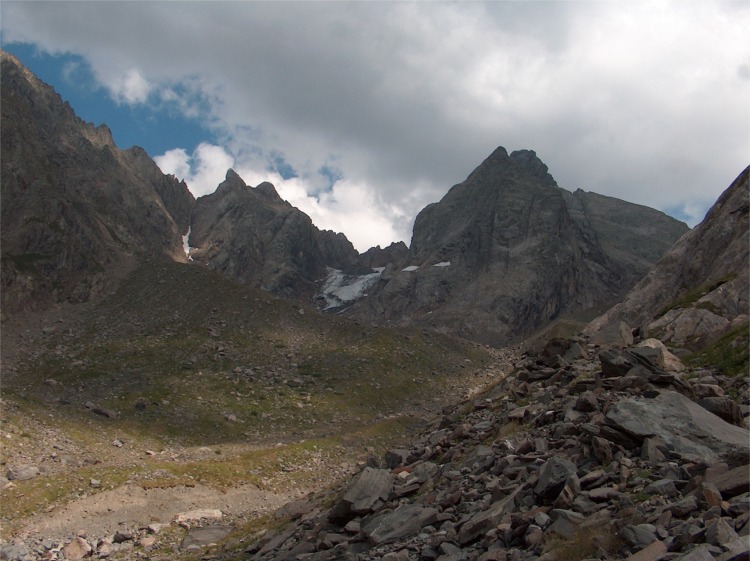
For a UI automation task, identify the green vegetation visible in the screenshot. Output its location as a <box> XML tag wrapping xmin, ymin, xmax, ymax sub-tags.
<box><xmin>1</xmin><ymin>259</ymin><xmax>496</xmax><ymax>537</ymax></box>
<box><xmin>688</xmin><ymin>321</ymin><xmax>750</xmax><ymax>377</ymax></box>
<box><xmin>656</xmin><ymin>275</ymin><xmax>736</xmax><ymax>318</ymax></box>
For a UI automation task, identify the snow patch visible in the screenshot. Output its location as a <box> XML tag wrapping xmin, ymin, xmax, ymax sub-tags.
<box><xmin>182</xmin><ymin>227</ymin><xmax>193</xmax><ymax>261</ymax></box>
<box><xmin>319</xmin><ymin>267</ymin><xmax>384</xmax><ymax>310</ymax></box>
<box><xmin>402</xmin><ymin>265</ymin><xmax>419</xmax><ymax>272</ymax></box>
<box><xmin>433</xmin><ymin>261</ymin><xmax>451</xmax><ymax>267</ymax></box>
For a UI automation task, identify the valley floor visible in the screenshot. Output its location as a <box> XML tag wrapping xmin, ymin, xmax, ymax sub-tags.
<box><xmin>0</xmin><ymin>294</ymin><xmax>514</xmax><ymax>559</ymax></box>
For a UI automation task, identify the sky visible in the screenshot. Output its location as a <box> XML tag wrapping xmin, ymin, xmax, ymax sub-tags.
<box><xmin>2</xmin><ymin>2</ymin><xmax>749</xmax><ymax>252</ymax></box>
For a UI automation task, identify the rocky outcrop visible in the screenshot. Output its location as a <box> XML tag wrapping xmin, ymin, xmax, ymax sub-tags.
<box><xmin>360</xmin><ymin>242</ymin><xmax>409</xmax><ymax>269</ymax></box>
<box><xmin>0</xmin><ymin>50</ymin><xmax>195</xmax><ymax>314</ymax></box>
<box><xmin>587</xmin><ymin>166</ymin><xmax>749</xmax><ymax>349</ymax></box>
<box><xmin>341</xmin><ymin>147</ymin><xmax>688</xmax><ymax>346</ymax></box>
<box><xmin>239</xmin><ymin>336</ymin><xmax>749</xmax><ymax>561</ymax></box>
<box><xmin>188</xmin><ymin>171</ymin><xmax>363</xmax><ymax>300</ymax></box>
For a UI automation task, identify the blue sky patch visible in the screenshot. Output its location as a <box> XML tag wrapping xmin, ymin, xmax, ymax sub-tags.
<box><xmin>4</xmin><ymin>43</ymin><xmax>215</xmax><ymax>158</ymax></box>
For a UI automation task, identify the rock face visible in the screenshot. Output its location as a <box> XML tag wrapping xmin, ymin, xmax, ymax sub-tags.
<box><xmin>188</xmin><ymin>172</ymin><xmax>364</xmax><ymax>300</ymax></box>
<box><xmin>0</xmin><ymin>50</ymin><xmax>195</xmax><ymax>313</ymax></box>
<box><xmin>342</xmin><ymin>147</ymin><xmax>688</xmax><ymax>345</ymax></box>
<box><xmin>360</xmin><ymin>242</ymin><xmax>409</xmax><ymax>269</ymax></box>
<box><xmin>587</xmin><ymin>166</ymin><xmax>749</xmax><ymax>349</ymax></box>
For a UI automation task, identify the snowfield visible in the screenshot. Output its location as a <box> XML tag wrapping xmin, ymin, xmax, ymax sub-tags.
<box><xmin>319</xmin><ymin>267</ymin><xmax>384</xmax><ymax>309</ymax></box>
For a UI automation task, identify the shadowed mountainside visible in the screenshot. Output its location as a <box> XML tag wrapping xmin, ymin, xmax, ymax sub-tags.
<box><xmin>0</xmin><ymin>51</ymin><xmax>194</xmax><ymax>314</ymax></box>
<box><xmin>340</xmin><ymin>148</ymin><xmax>688</xmax><ymax>345</ymax></box>
<box><xmin>587</xmin><ymin>165</ymin><xmax>749</xmax><ymax>352</ymax></box>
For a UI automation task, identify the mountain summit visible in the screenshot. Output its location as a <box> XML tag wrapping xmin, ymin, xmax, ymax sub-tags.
<box><xmin>339</xmin><ymin>147</ymin><xmax>688</xmax><ymax>345</ymax></box>
<box><xmin>188</xmin><ymin>169</ymin><xmax>364</xmax><ymax>300</ymax></box>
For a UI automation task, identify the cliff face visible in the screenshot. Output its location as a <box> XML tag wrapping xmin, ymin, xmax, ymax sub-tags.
<box><xmin>340</xmin><ymin>148</ymin><xmax>689</xmax><ymax>346</ymax></box>
<box><xmin>188</xmin><ymin>171</ymin><xmax>363</xmax><ymax>300</ymax></box>
<box><xmin>587</xmin><ymin>166</ymin><xmax>749</xmax><ymax>349</ymax></box>
<box><xmin>0</xmin><ymin>51</ymin><xmax>195</xmax><ymax>313</ymax></box>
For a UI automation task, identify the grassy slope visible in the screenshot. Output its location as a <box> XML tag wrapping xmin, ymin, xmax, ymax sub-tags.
<box><xmin>1</xmin><ymin>259</ymin><xmax>496</xmax><ymax>530</ymax></box>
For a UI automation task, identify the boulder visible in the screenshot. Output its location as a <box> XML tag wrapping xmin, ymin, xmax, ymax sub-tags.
<box><xmin>62</xmin><ymin>537</ymin><xmax>92</xmax><ymax>560</ymax></box>
<box><xmin>534</xmin><ymin>456</ymin><xmax>577</xmax><ymax>503</ymax></box>
<box><xmin>329</xmin><ymin>467</ymin><xmax>394</xmax><ymax>524</ymax></box>
<box><xmin>605</xmin><ymin>390</ymin><xmax>750</xmax><ymax>467</ymax></box>
<box><xmin>173</xmin><ymin>509</ymin><xmax>223</xmax><ymax>523</ymax></box>
<box><xmin>458</xmin><ymin>487</ymin><xmax>523</xmax><ymax>545</ymax></box>
<box><xmin>363</xmin><ymin>503</ymin><xmax>440</xmax><ymax>545</ymax></box>
<box><xmin>708</xmin><ymin>464</ymin><xmax>750</xmax><ymax>498</ymax></box>
<box><xmin>5</xmin><ymin>465</ymin><xmax>39</xmax><ymax>481</ymax></box>
<box><xmin>180</xmin><ymin>525</ymin><xmax>233</xmax><ymax>550</ymax></box>
<box><xmin>698</xmin><ymin>397</ymin><xmax>744</xmax><ymax>426</ymax></box>
<box><xmin>635</xmin><ymin>338</ymin><xmax>686</xmax><ymax>372</ymax></box>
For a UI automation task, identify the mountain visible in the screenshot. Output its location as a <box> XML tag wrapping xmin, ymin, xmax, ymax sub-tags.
<box><xmin>0</xmin><ymin>51</ymin><xmax>689</xmax><ymax>347</ymax></box>
<box><xmin>188</xmin><ymin>170</ymin><xmax>364</xmax><ymax>300</ymax></box>
<box><xmin>587</xmin><ymin>165</ymin><xmax>749</xmax><ymax>351</ymax></box>
<box><xmin>0</xmin><ymin>51</ymin><xmax>362</xmax><ymax>313</ymax></box>
<box><xmin>0</xmin><ymin>51</ymin><xmax>194</xmax><ymax>314</ymax></box>
<box><xmin>337</xmin><ymin>147</ymin><xmax>689</xmax><ymax>345</ymax></box>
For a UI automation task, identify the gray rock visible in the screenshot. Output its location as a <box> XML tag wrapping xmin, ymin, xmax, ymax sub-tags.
<box><xmin>605</xmin><ymin>390</ymin><xmax>750</xmax><ymax>467</ymax></box>
<box><xmin>644</xmin><ymin>479</ymin><xmax>679</xmax><ymax>497</ymax></box>
<box><xmin>384</xmin><ymin>449</ymin><xmax>411</xmax><ymax>469</ymax></box>
<box><xmin>275</xmin><ymin>499</ymin><xmax>314</xmax><ymax>520</ymax></box>
<box><xmin>458</xmin><ymin>487</ymin><xmax>523</xmax><ymax>545</ymax></box>
<box><xmin>620</xmin><ymin>524</ymin><xmax>658</xmax><ymax>548</ymax></box>
<box><xmin>545</xmin><ymin>509</ymin><xmax>585</xmax><ymax>540</ymax></box>
<box><xmin>329</xmin><ymin>467</ymin><xmax>394</xmax><ymax>524</ymax></box>
<box><xmin>709</xmin><ymin>465</ymin><xmax>750</xmax><ymax>498</ymax></box>
<box><xmin>534</xmin><ymin>456</ymin><xmax>577</xmax><ymax>504</ymax></box>
<box><xmin>180</xmin><ymin>525</ymin><xmax>234</xmax><ymax>550</ymax></box>
<box><xmin>5</xmin><ymin>466</ymin><xmax>39</xmax><ymax>481</ymax></box>
<box><xmin>669</xmin><ymin>495</ymin><xmax>699</xmax><ymax>518</ymax></box>
<box><xmin>62</xmin><ymin>537</ymin><xmax>92</xmax><ymax>560</ymax></box>
<box><xmin>0</xmin><ymin>543</ymin><xmax>32</xmax><ymax>561</ymax></box>
<box><xmin>705</xmin><ymin>518</ymin><xmax>741</xmax><ymax>548</ymax></box>
<box><xmin>624</xmin><ymin>540</ymin><xmax>668</xmax><ymax>561</ymax></box>
<box><xmin>363</xmin><ymin>503</ymin><xmax>440</xmax><ymax>545</ymax></box>
<box><xmin>698</xmin><ymin>397</ymin><xmax>745</xmax><ymax>426</ymax></box>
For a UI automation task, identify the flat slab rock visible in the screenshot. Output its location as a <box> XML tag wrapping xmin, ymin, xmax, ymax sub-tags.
<box><xmin>363</xmin><ymin>503</ymin><xmax>440</xmax><ymax>545</ymax></box>
<box><xmin>605</xmin><ymin>390</ymin><xmax>750</xmax><ymax>467</ymax></box>
<box><xmin>180</xmin><ymin>525</ymin><xmax>233</xmax><ymax>550</ymax></box>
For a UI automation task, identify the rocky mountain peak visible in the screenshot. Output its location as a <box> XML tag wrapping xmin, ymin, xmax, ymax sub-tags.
<box><xmin>255</xmin><ymin>181</ymin><xmax>282</xmax><ymax>200</ymax></box>
<box><xmin>342</xmin><ymin>147</ymin><xmax>688</xmax><ymax>345</ymax></box>
<box><xmin>216</xmin><ymin>168</ymin><xmax>248</xmax><ymax>193</ymax></box>
<box><xmin>510</xmin><ymin>148</ymin><xmax>558</xmax><ymax>186</ymax></box>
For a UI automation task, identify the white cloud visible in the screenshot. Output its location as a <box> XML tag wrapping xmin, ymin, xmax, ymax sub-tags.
<box><xmin>108</xmin><ymin>68</ymin><xmax>152</xmax><ymax>105</ymax></box>
<box><xmin>155</xmin><ymin>146</ymin><xmax>400</xmax><ymax>251</ymax></box>
<box><xmin>154</xmin><ymin>147</ymin><xmax>191</xmax><ymax>180</ymax></box>
<box><xmin>155</xmin><ymin>143</ymin><xmax>234</xmax><ymax>198</ymax></box>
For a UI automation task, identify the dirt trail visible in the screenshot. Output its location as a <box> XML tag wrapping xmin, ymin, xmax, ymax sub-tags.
<box><xmin>17</xmin><ymin>481</ymin><xmax>299</xmax><ymax>542</ymax></box>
